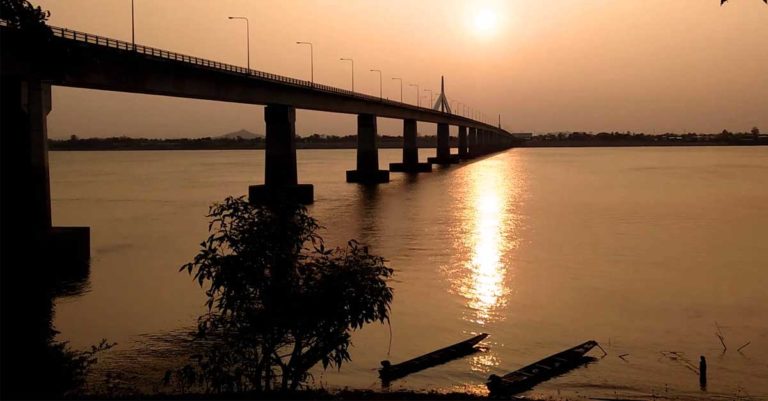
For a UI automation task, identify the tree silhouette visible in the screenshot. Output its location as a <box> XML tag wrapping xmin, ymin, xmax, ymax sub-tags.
<box><xmin>0</xmin><ymin>0</ymin><xmax>50</xmax><ymax>32</ymax></box>
<box><xmin>176</xmin><ymin>197</ymin><xmax>394</xmax><ymax>393</ymax></box>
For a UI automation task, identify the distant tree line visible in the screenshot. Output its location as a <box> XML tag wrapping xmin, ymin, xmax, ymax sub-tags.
<box><xmin>526</xmin><ymin>128</ymin><xmax>766</xmax><ymax>147</ymax></box>
<box><xmin>49</xmin><ymin>134</ymin><xmax>458</xmax><ymax>151</ymax></box>
<box><xmin>50</xmin><ymin>128</ymin><xmax>765</xmax><ymax>151</ymax></box>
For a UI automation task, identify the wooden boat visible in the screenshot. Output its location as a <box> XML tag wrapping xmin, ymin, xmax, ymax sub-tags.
<box><xmin>379</xmin><ymin>333</ymin><xmax>489</xmax><ymax>382</ymax></box>
<box><xmin>486</xmin><ymin>340</ymin><xmax>600</xmax><ymax>396</ymax></box>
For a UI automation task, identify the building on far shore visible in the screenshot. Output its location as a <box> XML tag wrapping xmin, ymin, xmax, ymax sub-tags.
<box><xmin>511</xmin><ymin>133</ymin><xmax>533</xmax><ymax>140</ymax></box>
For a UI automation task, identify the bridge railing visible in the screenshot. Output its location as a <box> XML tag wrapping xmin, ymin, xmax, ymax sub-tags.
<box><xmin>49</xmin><ymin>25</ymin><xmax>401</xmax><ymax>104</ymax></box>
<box><xmin>41</xmin><ymin>24</ymin><xmax>497</xmax><ymax>130</ymax></box>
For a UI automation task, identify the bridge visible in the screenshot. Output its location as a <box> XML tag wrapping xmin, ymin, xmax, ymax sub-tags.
<box><xmin>0</xmin><ymin>23</ymin><xmax>519</xmax><ymax>264</ymax></box>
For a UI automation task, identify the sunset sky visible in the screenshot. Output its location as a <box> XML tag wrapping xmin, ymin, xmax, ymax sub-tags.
<box><xmin>35</xmin><ymin>0</ymin><xmax>768</xmax><ymax>138</ymax></box>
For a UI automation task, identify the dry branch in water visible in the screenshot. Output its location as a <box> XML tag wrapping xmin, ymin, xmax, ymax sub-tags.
<box><xmin>715</xmin><ymin>322</ymin><xmax>727</xmax><ymax>352</ymax></box>
<box><xmin>737</xmin><ymin>342</ymin><xmax>751</xmax><ymax>353</ymax></box>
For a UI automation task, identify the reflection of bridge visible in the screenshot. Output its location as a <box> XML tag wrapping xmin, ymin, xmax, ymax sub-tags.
<box><xmin>1</xmin><ymin>24</ymin><xmax>518</xmax><ymax>263</ymax></box>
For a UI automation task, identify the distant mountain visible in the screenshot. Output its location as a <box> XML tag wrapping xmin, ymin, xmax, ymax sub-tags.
<box><xmin>217</xmin><ymin>129</ymin><xmax>262</xmax><ymax>139</ymax></box>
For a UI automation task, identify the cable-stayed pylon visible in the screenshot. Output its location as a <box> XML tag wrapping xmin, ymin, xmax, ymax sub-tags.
<box><xmin>432</xmin><ymin>76</ymin><xmax>452</xmax><ymax>114</ymax></box>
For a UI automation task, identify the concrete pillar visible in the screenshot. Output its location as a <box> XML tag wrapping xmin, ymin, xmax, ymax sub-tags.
<box><xmin>357</xmin><ymin>113</ymin><xmax>379</xmax><ymax>172</ymax></box>
<box><xmin>250</xmin><ymin>104</ymin><xmax>314</xmax><ymax>203</ymax></box>
<box><xmin>389</xmin><ymin>119</ymin><xmax>431</xmax><ymax>173</ymax></box>
<box><xmin>265</xmin><ymin>105</ymin><xmax>298</xmax><ymax>186</ymax></box>
<box><xmin>489</xmin><ymin>132</ymin><xmax>497</xmax><ymax>152</ymax></box>
<box><xmin>468</xmin><ymin>127</ymin><xmax>478</xmax><ymax>158</ymax></box>
<box><xmin>428</xmin><ymin>122</ymin><xmax>458</xmax><ymax>164</ymax></box>
<box><xmin>346</xmin><ymin>113</ymin><xmax>389</xmax><ymax>183</ymax></box>
<box><xmin>476</xmin><ymin>129</ymin><xmax>485</xmax><ymax>155</ymax></box>
<box><xmin>488</xmin><ymin>131</ymin><xmax>495</xmax><ymax>152</ymax></box>
<box><xmin>437</xmin><ymin>122</ymin><xmax>450</xmax><ymax>160</ymax></box>
<box><xmin>403</xmin><ymin>119</ymin><xmax>418</xmax><ymax>165</ymax></box>
<box><xmin>458</xmin><ymin>126</ymin><xmax>468</xmax><ymax>159</ymax></box>
<box><xmin>0</xmin><ymin>77</ymin><xmax>90</xmax><ymax>266</ymax></box>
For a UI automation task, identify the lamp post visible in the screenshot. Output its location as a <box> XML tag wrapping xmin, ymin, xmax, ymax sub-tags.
<box><xmin>296</xmin><ymin>41</ymin><xmax>313</xmax><ymax>86</ymax></box>
<box><xmin>228</xmin><ymin>16</ymin><xmax>250</xmax><ymax>71</ymax></box>
<box><xmin>370</xmin><ymin>69</ymin><xmax>382</xmax><ymax>100</ymax></box>
<box><xmin>391</xmin><ymin>77</ymin><xmax>403</xmax><ymax>102</ymax></box>
<box><xmin>131</xmin><ymin>0</ymin><xmax>135</xmax><ymax>50</ymax></box>
<box><xmin>340</xmin><ymin>58</ymin><xmax>354</xmax><ymax>92</ymax></box>
<box><xmin>409</xmin><ymin>83</ymin><xmax>419</xmax><ymax>107</ymax></box>
<box><xmin>424</xmin><ymin>89</ymin><xmax>433</xmax><ymax>108</ymax></box>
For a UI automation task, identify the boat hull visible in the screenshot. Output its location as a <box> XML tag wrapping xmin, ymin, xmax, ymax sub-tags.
<box><xmin>380</xmin><ymin>333</ymin><xmax>489</xmax><ymax>382</ymax></box>
<box><xmin>487</xmin><ymin>340</ymin><xmax>598</xmax><ymax>396</ymax></box>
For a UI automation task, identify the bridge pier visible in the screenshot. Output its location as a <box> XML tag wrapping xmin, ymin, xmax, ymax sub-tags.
<box><xmin>390</xmin><ymin>119</ymin><xmax>431</xmax><ymax>173</ymax></box>
<box><xmin>487</xmin><ymin>131</ymin><xmax>495</xmax><ymax>153</ymax></box>
<box><xmin>346</xmin><ymin>113</ymin><xmax>389</xmax><ymax>184</ymax></box>
<box><xmin>482</xmin><ymin>130</ymin><xmax>491</xmax><ymax>154</ymax></box>
<box><xmin>475</xmin><ymin>129</ymin><xmax>485</xmax><ymax>156</ymax></box>
<box><xmin>428</xmin><ymin>123</ymin><xmax>459</xmax><ymax>165</ymax></box>
<box><xmin>488</xmin><ymin>131</ymin><xmax>496</xmax><ymax>153</ymax></box>
<box><xmin>467</xmin><ymin>127</ymin><xmax>478</xmax><ymax>158</ymax></box>
<box><xmin>249</xmin><ymin>104</ymin><xmax>314</xmax><ymax>204</ymax></box>
<box><xmin>0</xmin><ymin>78</ymin><xmax>90</xmax><ymax>267</ymax></box>
<box><xmin>458</xmin><ymin>126</ymin><xmax>469</xmax><ymax>159</ymax></box>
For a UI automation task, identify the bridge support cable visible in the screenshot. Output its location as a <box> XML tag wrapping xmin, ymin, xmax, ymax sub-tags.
<box><xmin>249</xmin><ymin>104</ymin><xmax>314</xmax><ymax>204</ymax></box>
<box><xmin>346</xmin><ymin>114</ymin><xmax>389</xmax><ymax>184</ymax></box>
<box><xmin>390</xmin><ymin>119</ymin><xmax>431</xmax><ymax>173</ymax></box>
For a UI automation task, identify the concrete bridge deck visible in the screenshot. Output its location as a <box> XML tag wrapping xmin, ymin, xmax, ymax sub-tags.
<box><xmin>3</xmin><ymin>24</ymin><xmax>506</xmax><ymax>133</ymax></box>
<box><xmin>1</xmin><ymin>23</ymin><xmax>519</xmax><ymax>266</ymax></box>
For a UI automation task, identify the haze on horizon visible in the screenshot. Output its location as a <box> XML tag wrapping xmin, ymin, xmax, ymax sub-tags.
<box><xmin>35</xmin><ymin>0</ymin><xmax>767</xmax><ymax>139</ymax></box>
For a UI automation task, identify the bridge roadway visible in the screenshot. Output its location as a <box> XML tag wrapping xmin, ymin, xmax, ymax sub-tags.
<box><xmin>1</xmin><ymin>24</ymin><xmax>518</xmax><ymax>264</ymax></box>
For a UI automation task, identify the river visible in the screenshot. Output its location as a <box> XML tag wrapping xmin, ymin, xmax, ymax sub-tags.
<box><xmin>50</xmin><ymin>147</ymin><xmax>768</xmax><ymax>399</ymax></box>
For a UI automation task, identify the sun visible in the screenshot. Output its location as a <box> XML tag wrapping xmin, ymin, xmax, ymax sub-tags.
<box><xmin>472</xmin><ymin>8</ymin><xmax>499</xmax><ymax>36</ymax></box>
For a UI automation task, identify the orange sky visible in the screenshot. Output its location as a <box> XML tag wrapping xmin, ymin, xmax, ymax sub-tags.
<box><xmin>35</xmin><ymin>0</ymin><xmax>768</xmax><ymax>138</ymax></box>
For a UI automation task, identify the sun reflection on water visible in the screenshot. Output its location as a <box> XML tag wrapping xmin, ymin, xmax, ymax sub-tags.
<box><xmin>449</xmin><ymin>156</ymin><xmax>522</xmax><ymax>326</ymax></box>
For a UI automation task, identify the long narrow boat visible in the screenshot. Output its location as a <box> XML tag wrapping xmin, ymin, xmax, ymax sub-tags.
<box><xmin>486</xmin><ymin>340</ymin><xmax>600</xmax><ymax>396</ymax></box>
<box><xmin>379</xmin><ymin>333</ymin><xmax>489</xmax><ymax>382</ymax></box>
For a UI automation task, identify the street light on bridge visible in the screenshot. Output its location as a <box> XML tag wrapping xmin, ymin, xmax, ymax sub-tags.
<box><xmin>296</xmin><ymin>41</ymin><xmax>314</xmax><ymax>86</ymax></box>
<box><xmin>408</xmin><ymin>83</ymin><xmax>419</xmax><ymax>107</ymax></box>
<box><xmin>424</xmin><ymin>89</ymin><xmax>433</xmax><ymax>108</ymax></box>
<box><xmin>391</xmin><ymin>77</ymin><xmax>403</xmax><ymax>102</ymax></box>
<box><xmin>340</xmin><ymin>58</ymin><xmax>354</xmax><ymax>92</ymax></box>
<box><xmin>228</xmin><ymin>16</ymin><xmax>250</xmax><ymax>72</ymax></box>
<box><xmin>370</xmin><ymin>69</ymin><xmax>382</xmax><ymax>100</ymax></box>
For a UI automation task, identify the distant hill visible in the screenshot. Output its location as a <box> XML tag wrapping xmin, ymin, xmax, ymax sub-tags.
<box><xmin>217</xmin><ymin>129</ymin><xmax>262</xmax><ymax>139</ymax></box>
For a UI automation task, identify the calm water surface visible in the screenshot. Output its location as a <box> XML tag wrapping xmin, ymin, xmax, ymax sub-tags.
<box><xmin>50</xmin><ymin>147</ymin><xmax>768</xmax><ymax>399</ymax></box>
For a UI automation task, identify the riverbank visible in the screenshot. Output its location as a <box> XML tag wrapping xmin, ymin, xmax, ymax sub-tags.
<box><xmin>74</xmin><ymin>389</ymin><xmax>519</xmax><ymax>400</ymax></box>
